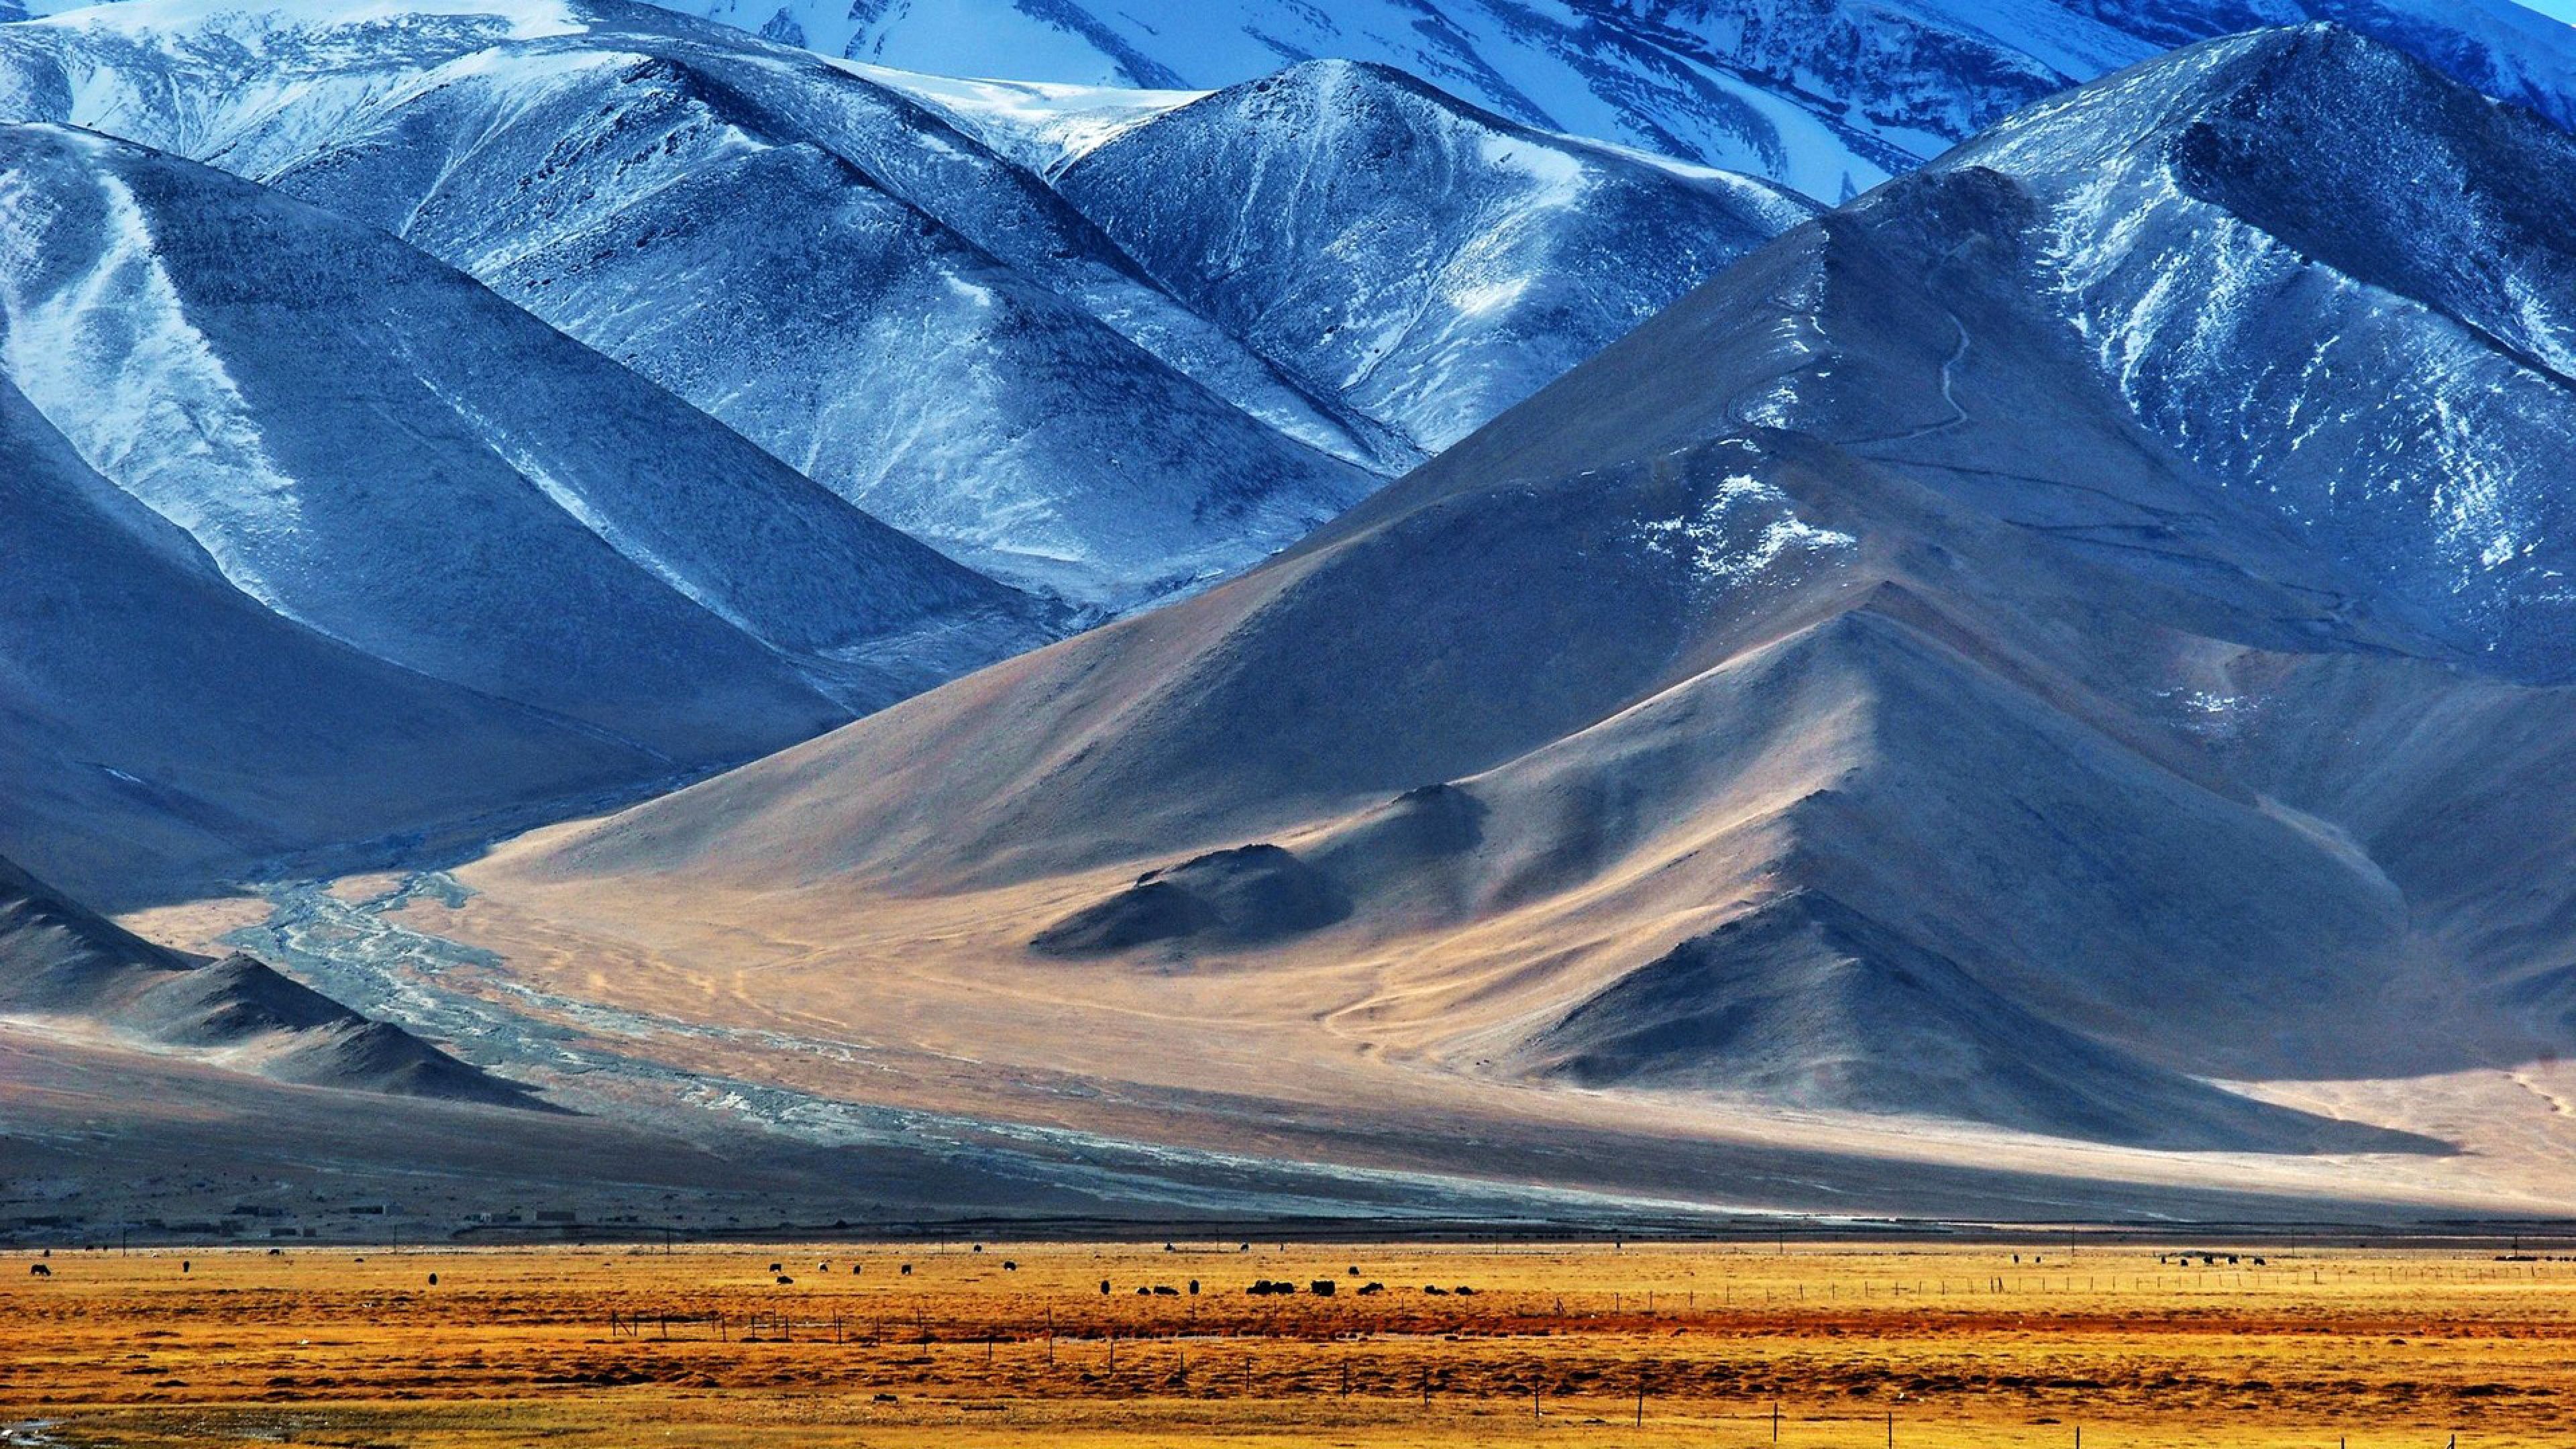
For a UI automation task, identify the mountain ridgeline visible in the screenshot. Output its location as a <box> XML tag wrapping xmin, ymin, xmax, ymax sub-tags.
<box><xmin>0</xmin><ymin>0</ymin><xmax>1803</xmax><ymax>609</ymax></box>
<box><xmin>641</xmin><ymin>0</ymin><xmax>2576</xmax><ymax>203</ymax></box>
<box><xmin>0</xmin><ymin>0</ymin><xmax>1811</xmax><ymax>904</ymax></box>
<box><xmin>498</xmin><ymin>28</ymin><xmax>2576</xmax><ymax>1150</ymax></box>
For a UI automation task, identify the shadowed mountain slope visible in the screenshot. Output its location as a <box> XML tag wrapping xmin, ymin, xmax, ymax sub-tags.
<box><xmin>0</xmin><ymin>366</ymin><xmax>659</xmax><ymax>906</ymax></box>
<box><xmin>0</xmin><ymin>117</ymin><xmax>1054</xmax><ymax>904</ymax></box>
<box><xmin>481</xmin><ymin>28</ymin><xmax>2576</xmax><ymax>1152</ymax></box>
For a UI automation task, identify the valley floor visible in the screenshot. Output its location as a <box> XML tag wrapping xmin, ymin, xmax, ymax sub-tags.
<box><xmin>99</xmin><ymin>867</ymin><xmax>2576</xmax><ymax>1228</ymax></box>
<box><xmin>6</xmin><ymin>1242</ymin><xmax>2573</xmax><ymax>1447</ymax></box>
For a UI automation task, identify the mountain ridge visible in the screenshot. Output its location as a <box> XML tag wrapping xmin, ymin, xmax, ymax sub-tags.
<box><xmin>632</xmin><ymin>0</ymin><xmax>2576</xmax><ymax>204</ymax></box>
<box><xmin>0</xmin><ymin>113</ymin><xmax>1059</xmax><ymax>904</ymax></box>
<box><xmin>0</xmin><ymin>0</ymin><xmax>1807</xmax><ymax>610</ymax></box>
<box><xmin>472</xmin><ymin>25</ymin><xmax>2576</xmax><ymax>1161</ymax></box>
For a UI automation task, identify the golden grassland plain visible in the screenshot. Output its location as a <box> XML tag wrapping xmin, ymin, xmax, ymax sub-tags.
<box><xmin>4</xmin><ymin>1240</ymin><xmax>2571</xmax><ymax>1448</ymax></box>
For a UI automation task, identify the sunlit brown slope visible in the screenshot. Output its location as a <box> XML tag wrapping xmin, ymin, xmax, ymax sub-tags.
<box><xmin>470</xmin><ymin>31</ymin><xmax>2576</xmax><ymax>1195</ymax></box>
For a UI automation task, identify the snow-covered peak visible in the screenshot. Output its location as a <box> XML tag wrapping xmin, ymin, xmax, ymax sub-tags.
<box><xmin>849</xmin><ymin>63</ymin><xmax>1201</xmax><ymax>174</ymax></box>
<box><xmin>0</xmin><ymin>0</ymin><xmax>1812</xmax><ymax>610</ymax></box>
<box><xmin>1862</xmin><ymin>23</ymin><xmax>2576</xmax><ymax>682</ymax></box>
<box><xmin>1049</xmin><ymin>54</ymin><xmax>1815</xmax><ymax>455</ymax></box>
<box><xmin>610</xmin><ymin>0</ymin><xmax>2576</xmax><ymax>206</ymax></box>
<box><xmin>1952</xmin><ymin>23</ymin><xmax>2576</xmax><ymax>379</ymax></box>
<box><xmin>23</xmin><ymin>0</ymin><xmax>585</xmax><ymax>46</ymax></box>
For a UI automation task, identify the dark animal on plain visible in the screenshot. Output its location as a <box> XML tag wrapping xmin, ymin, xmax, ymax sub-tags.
<box><xmin>2253</xmin><ymin>1257</ymin><xmax>2267</xmax><ymax>1267</ymax></box>
<box><xmin>775</xmin><ymin>1275</ymin><xmax>794</xmax><ymax>1285</ymax></box>
<box><xmin>428</xmin><ymin>1273</ymin><xmax>439</xmax><ymax>1285</ymax></box>
<box><xmin>1454</xmin><ymin>1285</ymin><xmax>1477</xmax><ymax>1295</ymax></box>
<box><xmin>853</xmin><ymin>1265</ymin><xmax>863</xmax><ymax>1275</ymax></box>
<box><xmin>1099</xmin><ymin>1279</ymin><xmax>1111</xmax><ymax>1295</ymax></box>
<box><xmin>182</xmin><ymin>1261</ymin><xmax>191</xmax><ymax>1273</ymax></box>
<box><xmin>1424</xmin><ymin>1286</ymin><xmax>1449</xmax><ymax>1295</ymax></box>
<box><xmin>267</xmin><ymin>1248</ymin><xmax>282</xmax><ymax>1256</ymax></box>
<box><xmin>1357</xmin><ymin>1283</ymin><xmax>1384</xmax><ymax>1295</ymax></box>
<box><xmin>1002</xmin><ymin>1260</ymin><xmax>1018</xmax><ymax>1271</ymax></box>
<box><xmin>769</xmin><ymin>1262</ymin><xmax>784</xmax><ymax>1273</ymax></box>
<box><xmin>1152</xmin><ymin>1285</ymin><xmax>1179</xmax><ymax>1296</ymax></box>
<box><xmin>1187</xmin><ymin>1280</ymin><xmax>1199</xmax><ymax>1295</ymax></box>
<box><xmin>1309</xmin><ymin>1280</ymin><xmax>1336</xmax><ymax>1296</ymax></box>
<box><xmin>901</xmin><ymin>1263</ymin><xmax>913</xmax><ymax>1275</ymax></box>
<box><xmin>28</xmin><ymin>1264</ymin><xmax>49</xmax><ymax>1277</ymax></box>
<box><xmin>1136</xmin><ymin>1286</ymin><xmax>1151</xmax><ymax>1295</ymax></box>
<box><xmin>1348</xmin><ymin>1266</ymin><xmax>1360</xmax><ymax>1275</ymax></box>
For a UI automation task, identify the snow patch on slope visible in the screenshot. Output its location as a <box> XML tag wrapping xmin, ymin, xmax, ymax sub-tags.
<box><xmin>0</xmin><ymin>127</ymin><xmax>313</xmax><ymax>623</ymax></box>
<box><xmin>1635</xmin><ymin>471</ymin><xmax>1858</xmax><ymax>603</ymax></box>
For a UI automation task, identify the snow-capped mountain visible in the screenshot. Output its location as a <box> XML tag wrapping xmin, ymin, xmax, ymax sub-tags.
<box><xmin>490</xmin><ymin>28</ymin><xmax>2576</xmax><ymax>1153</ymax></box>
<box><xmin>0</xmin><ymin>117</ymin><xmax>1055</xmax><ymax>903</ymax></box>
<box><xmin>1044</xmin><ymin>61</ymin><xmax>1812</xmax><ymax>457</ymax></box>
<box><xmin>625</xmin><ymin>0</ymin><xmax>2576</xmax><ymax>203</ymax></box>
<box><xmin>0</xmin><ymin>0</ymin><xmax>1805</xmax><ymax>608</ymax></box>
<box><xmin>1939</xmin><ymin>23</ymin><xmax>2576</xmax><ymax>683</ymax></box>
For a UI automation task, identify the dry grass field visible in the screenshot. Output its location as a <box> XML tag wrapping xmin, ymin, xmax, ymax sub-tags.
<box><xmin>5</xmin><ymin>1240</ymin><xmax>2571</xmax><ymax>1448</ymax></box>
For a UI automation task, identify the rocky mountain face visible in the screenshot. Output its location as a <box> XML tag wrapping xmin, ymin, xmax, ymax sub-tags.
<box><xmin>497</xmin><ymin>28</ymin><xmax>2576</xmax><ymax>1149</ymax></box>
<box><xmin>624</xmin><ymin>0</ymin><xmax>2576</xmax><ymax>203</ymax></box>
<box><xmin>1046</xmin><ymin>60</ymin><xmax>1813</xmax><ymax>459</ymax></box>
<box><xmin>0</xmin><ymin>0</ymin><xmax>1802</xmax><ymax>608</ymax></box>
